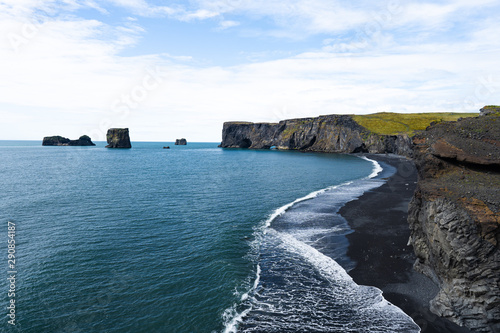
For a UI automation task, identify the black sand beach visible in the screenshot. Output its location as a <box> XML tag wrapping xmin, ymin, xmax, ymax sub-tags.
<box><xmin>339</xmin><ymin>154</ymin><xmax>472</xmax><ymax>333</ymax></box>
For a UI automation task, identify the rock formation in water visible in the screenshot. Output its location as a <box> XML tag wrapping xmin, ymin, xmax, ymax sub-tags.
<box><xmin>42</xmin><ymin>135</ymin><xmax>95</xmax><ymax>146</ymax></box>
<box><xmin>408</xmin><ymin>111</ymin><xmax>500</xmax><ymax>332</ymax></box>
<box><xmin>175</xmin><ymin>138</ymin><xmax>187</xmax><ymax>145</ymax></box>
<box><xmin>219</xmin><ymin>115</ymin><xmax>413</xmax><ymax>156</ymax></box>
<box><xmin>105</xmin><ymin>128</ymin><xmax>131</xmax><ymax>148</ymax></box>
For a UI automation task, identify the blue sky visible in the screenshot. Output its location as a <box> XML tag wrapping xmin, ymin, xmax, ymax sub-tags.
<box><xmin>1</xmin><ymin>0</ymin><xmax>499</xmax><ymax>141</ymax></box>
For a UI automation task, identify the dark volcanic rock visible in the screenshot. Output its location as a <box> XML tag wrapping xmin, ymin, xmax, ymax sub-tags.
<box><xmin>175</xmin><ymin>138</ymin><xmax>187</xmax><ymax>145</ymax></box>
<box><xmin>69</xmin><ymin>135</ymin><xmax>95</xmax><ymax>146</ymax></box>
<box><xmin>43</xmin><ymin>135</ymin><xmax>95</xmax><ymax>146</ymax></box>
<box><xmin>43</xmin><ymin>136</ymin><xmax>70</xmax><ymax>146</ymax></box>
<box><xmin>408</xmin><ymin>112</ymin><xmax>500</xmax><ymax>332</ymax></box>
<box><xmin>105</xmin><ymin>128</ymin><xmax>131</xmax><ymax>148</ymax></box>
<box><xmin>219</xmin><ymin>115</ymin><xmax>412</xmax><ymax>155</ymax></box>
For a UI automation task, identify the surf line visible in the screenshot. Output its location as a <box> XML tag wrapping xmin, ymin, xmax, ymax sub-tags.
<box><xmin>222</xmin><ymin>155</ymin><xmax>385</xmax><ymax>333</ymax></box>
<box><xmin>360</xmin><ymin>155</ymin><xmax>383</xmax><ymax>179</ymax></box>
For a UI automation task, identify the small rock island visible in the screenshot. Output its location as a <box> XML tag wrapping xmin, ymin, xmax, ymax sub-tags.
<box><xmin>106</xmin><ymin>128</ymin><xmax>132</xmax><ymax>148</ymax></box>
<box><xmin>175</xmin><ymin>138</ymin><xmax>187</xmax><ymax>145</ymax></box>
<box><xmin>42</xmin><ymin>135</ymin><xmax>95</xmax><ymax>146</ymax></box>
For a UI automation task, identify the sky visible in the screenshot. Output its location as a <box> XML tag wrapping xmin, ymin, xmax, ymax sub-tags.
<box><xmin>1</xmin><ymin>0</ymin><xmax>499</xmax><ymax>142</ymax></box>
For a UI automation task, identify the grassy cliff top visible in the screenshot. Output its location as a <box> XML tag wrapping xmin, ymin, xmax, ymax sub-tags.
<box><xmin>352</xmin><ymin>112</ymin><xmax>478</xmax><ymax>136</ymax></box>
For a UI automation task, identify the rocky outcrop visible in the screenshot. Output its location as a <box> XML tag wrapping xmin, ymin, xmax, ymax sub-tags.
<box><xmin>105</xmin><ymin>128</ymin><xmax>131</xmax><ymax>148</ymax></box>
<box><xmin>408</xmin><ymin>111</ymin><xmax>500</xmax><ymax>332</ymax></box>
<box><xmin>480</xmin><ymin>105</ymin><xmax>500</xmax><ymax>116</ymax></box>
<box><xmin>42</xmin><ymin>135</ymin><xmax>95</xmax><ymax>146</ymax></box>
<box><xmin>219</xmin><ymin>115</ymin><xmax>412</xmax><ymax>156</ymax></box>
<box><xmin>175</xmin><ymin>138</ymin><xmax>187</xmax><ymax>145</ymax></box>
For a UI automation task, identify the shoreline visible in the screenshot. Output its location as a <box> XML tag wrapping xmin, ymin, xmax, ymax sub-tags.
<box><xmin>339</xmin><ymin>154</ymin><xmax>472</xmax><ymax>333</ymax></box>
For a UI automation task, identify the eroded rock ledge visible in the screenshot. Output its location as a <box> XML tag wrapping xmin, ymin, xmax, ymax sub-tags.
<box><xmin>219</xmin><ymin>115</ymin><xmax>413</xmax><ymax>156</ymax></box>
<box><xmin>408</xmin><ymin>112</ymin><xmax>500</xmax><ymax>332</ymax></box>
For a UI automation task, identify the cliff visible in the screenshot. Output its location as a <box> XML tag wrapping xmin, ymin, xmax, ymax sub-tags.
<box><xmin>219</xmin><ymin>115</ymin><xmax>413</xmax><ymax>156</ymax></box>
<box><xmin>408</xmin><ymin>112</ymin><xmax>500</xmax><ymax>332</ymax></box>
<box><xmin>105</xmin><ymin>128</ymin><xmax>131</xmax><ymax>148</ymax></box>
<box><xmin>42</xmin><ymin>135</ymin><xmax>95</xmax><ymax>146</ymax></box>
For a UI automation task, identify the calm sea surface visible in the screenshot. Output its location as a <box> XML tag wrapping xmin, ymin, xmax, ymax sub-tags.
<box><xmin>0</xmin><ymin>141</ymin><xmax>419</xmax><ymax>332</ymax></box>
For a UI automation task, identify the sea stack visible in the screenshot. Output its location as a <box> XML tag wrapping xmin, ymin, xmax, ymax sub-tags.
<box><xmin>175</xmin><ymin>138</ymin><xmax>187</xmax><ymax>145</ymax></box>
<box><xmin>106</xmin><ymin>128</ymin><xmax>132</xmax><ymax>148</ymax></box>
<box><xmin>43</xmin><ymin>135</ymin><xmax>95</xmax><ymax>146</ymax></box>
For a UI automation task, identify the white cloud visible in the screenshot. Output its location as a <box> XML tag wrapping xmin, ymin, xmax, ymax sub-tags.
<box><xmin>180</xmin><ymin>9</ymin><xmax>219</xmax><ymax>21</ymax></box>
<box><xmin>0</xmin><ymin>0</ymin><xmax>499</xmax><ymax>142</ymax></box>
<box><xmin>192</xmin><ymin>0</ymin><xmax>372</xmax><ymax>36</ymax></box>
<box><xmin>218</xmin><ymin>20</ymin><xmax>240</xmax><ymax>30</ymax></box>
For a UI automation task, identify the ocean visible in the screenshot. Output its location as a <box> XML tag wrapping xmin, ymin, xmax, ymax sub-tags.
<box><xmin>0</xmin><ymin>141</ymin><xmax>419</xmax><ymax>332</ymax></box>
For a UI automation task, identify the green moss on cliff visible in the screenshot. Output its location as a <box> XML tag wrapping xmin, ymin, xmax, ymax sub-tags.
<box><xmin>280</xmin><ymin>119</ymin><xmax>313</xmax><ymax>140</ymax></box>
<box><xmin>352</xmin><ymin>112</ymin><xmax>478</xmax><ymax>136</ymax></box>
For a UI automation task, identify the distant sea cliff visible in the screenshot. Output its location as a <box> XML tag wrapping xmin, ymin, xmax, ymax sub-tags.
<box><xmin>219</xmin><ymin>114</ymin><xmax>413</xmax><ymax>156</ymax></box>
<box><xmin>219</xmin><ymin>107</ymin><xmax>500</xmax><ymax>332</ymax></box>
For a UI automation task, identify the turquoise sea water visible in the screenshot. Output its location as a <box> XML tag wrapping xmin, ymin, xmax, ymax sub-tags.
<box><xmin>0</xmin><ymin>141</ymin><xmax>418</xmax><ymax>332</ymax></box>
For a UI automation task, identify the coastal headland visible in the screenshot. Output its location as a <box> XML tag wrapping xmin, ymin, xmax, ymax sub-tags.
<box><xmin>219</xmin><ymin>107</ymin><xmax>500</xmax><ymax>332</ymax></box>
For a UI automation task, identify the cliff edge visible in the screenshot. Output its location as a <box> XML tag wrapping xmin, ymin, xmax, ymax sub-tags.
<box><xmin>105</xmin><ymin>128</ymin><xmax>132</xmax><ymax>148</ymax></box>
<box><xmin>408</xmin><ymin>112</ymin><xmax>500</xmax><ymax>332</ymax></box>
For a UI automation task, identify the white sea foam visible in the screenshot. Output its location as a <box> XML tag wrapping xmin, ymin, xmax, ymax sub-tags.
<box><xmin>239</xmin><ymin>227</ymin><xmax>420</xmax><ymax>332</ymax></box>
<box><xmin>222</xmin><ymin>179</ymin><xmax>374</xmax><ymax>332</ymax></box>
<box><xmin>255</xmin><ymin>229</ymin><xmax>420</xmax><ymax>332</ymax></box>
<box><xmin>222</xmin><ymin>263</ymin><xmax>262</xmax><ymax>332</ymax></box>
<box><xmin>222</xmin><ymin>305</ymin><xmax>252</xmax><ymax>333</ymax></box>
<box><xmin>361</xmin><ymin>156</ymin><xmax>383</xmax><ymax>178</ymax></box>
<box><xmin>274</xmin><ymin>230</ymin><xmax>353</xmax><ymax>282</ymax></box>
<box><xmin>261</xmin><ymin>182</ymin><xmax>352</xmax><ymax>231</ymax></box>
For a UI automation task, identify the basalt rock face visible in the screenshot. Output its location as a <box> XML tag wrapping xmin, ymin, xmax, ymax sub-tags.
<box><xmin>105</xmin><ymin>128</ymin><xmax>131</xmax><ymax>148</ymax></box>
<box><xmin>408</xmin><ymin>112</ymin><xmax>500</xmax><ymax>332</ymax></box>
<box><xmin>219</xmin><ymin>115</ymin><xmax>413</xmax><ymax>156</ymax></box>
<box><xmin>43</xmin><ymin>135</ymin><xmax>95</xmax><ymax>146</ymax></box>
